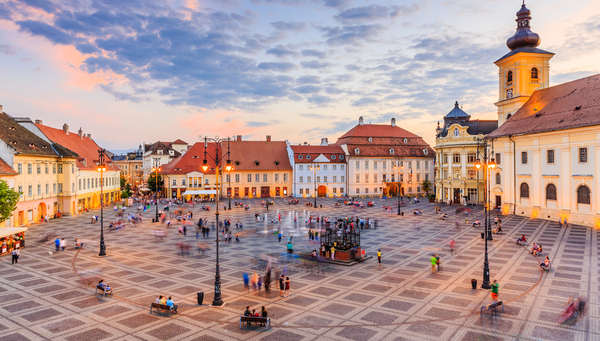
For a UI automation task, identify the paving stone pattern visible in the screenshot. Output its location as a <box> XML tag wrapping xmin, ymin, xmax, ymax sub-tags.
<box><xmin>0</xmin><ymin>198</ymin><xmax>598</xmax><ymax>340</ymax></box>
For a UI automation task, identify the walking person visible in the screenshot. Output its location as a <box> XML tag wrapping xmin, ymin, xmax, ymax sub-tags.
<box><xmin>430</xmin><ymin>254</ymin><xmax>437</xmax><ymax>274</ymax></box>
<box><xmin>450</xmin><ymin>240</ymin><xmax>455</xmax><ymax>254</ymax></box>
<box><xmin>264</xmin><ymin>268</ymin><xmax>271</xmax><ymax>296</ymax></box>
<box><xmin>279</xmin><ymin>274</ymin><xmax>285</xmax><ymax>297</ymax></box>
<box><xmin>60</xmin><ymin>238</ymin><xmax>66</xmax><ymax>251</ymax></box>
<box><xmin>243</xmin><ymin>270</ymin><xmax>249</xmax><ymax>294</ymax></box>
<box><xmin>377</xmin><ymin>249</ymin><xmax>381</xmax><ymax>266</ymax></box>
<box><xmin>55</xmin><ymin>238</ymin><xmax>60</xmax><ymax>252</ymax></box>
<box><xmin>11</xmin><ymin>247</ymin><xmax>19</xmax><ymax>264</ymax></box>
<box><xmin>278</xmin><ymin>231</ymin><xmax>282</xmax><ymax>242</ymax></box>
<box><xmin>491</xmin><ymin>280</ymin><xmax>499</xmax><ymax>302</ymax></box>
<box><xmin>284</xmin><ymin>276</ymin><xmax>290</xmax><ymax>297</ymax></box>
<box><xmin>183</xmin><ymin>225</ymin><xmax>187</xmax><ymax>237</ymax></box>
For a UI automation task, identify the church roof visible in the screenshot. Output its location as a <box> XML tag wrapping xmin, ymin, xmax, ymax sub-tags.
<box><xmin>444</xmin><ymin>101</ymin><xmax>470</xmax><ymax>119</ymax></box>
<box><xmin>488</xmin><ymin>73</ymin><xmax>600</xmax><ymax>138</ymax></box>
<box><xmin>495</xmin><ymin>46</ymin><xmax>554</xmax><ymax>63</ymax></box>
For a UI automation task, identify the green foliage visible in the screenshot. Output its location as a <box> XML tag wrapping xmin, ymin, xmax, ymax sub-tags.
<box><xmin>147</xmin><ymin>173</ymin><xmax>164</xmax><ymax>192</ymax></box>
<box><xmin>421</xmin><ymin>179</ymin><xmax>432</xmax><ymax>195</ymax></box>
<box><xmin>120</xmin><ymin>174</ymin><xmax>127</xmax><ymax>188</ymax></box>
<box><xmin>0</xmin><ymin>180</ymin><xmax>20</xmax><ymax>223</ymax></box>
<box><xmin>121</xmin><ymin>183</ymin><xmax>132</xmax><ymax>198</ymax></box>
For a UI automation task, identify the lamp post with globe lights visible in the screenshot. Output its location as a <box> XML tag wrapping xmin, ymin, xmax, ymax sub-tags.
<box><xmin>97</xmin><ymin>149</ymin><xmax>107</xmax><ymax>256</ymax></box>
<box><xmin>475</xmin><ymin>138</ymin><xmax>495</xmax><ymax>289</ymax></box>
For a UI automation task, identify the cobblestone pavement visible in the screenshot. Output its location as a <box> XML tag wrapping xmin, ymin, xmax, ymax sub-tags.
<box><xmin>0</xmin><ymin>198</ymin><xmax>598</xmax><ymax>341</ymax></box>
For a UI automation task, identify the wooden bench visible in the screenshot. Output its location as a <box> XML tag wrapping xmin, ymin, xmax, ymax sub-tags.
<box><xmin>95</xmin><ymin>285</ymin><xmax>113</xmax><ymax>298</ymax></box>
<box><xmin>150</xmin><ymin>303</ymin><xmax>177</xmax><ymax>315</ymax></box>
<box><xmin>240</xmin><ymin>316</ymin><xmax>270</xmax><ymax>330</ymax></box>
<box><xmin>481</xmin><ymin>301</ymin><xmax>504</xmax><ymax>316</ymax></box>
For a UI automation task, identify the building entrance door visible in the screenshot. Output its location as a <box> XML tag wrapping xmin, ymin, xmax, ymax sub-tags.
<box><xmin>318</xmin><ymin>185</ymin><xmax>327</xmax><ymax>197</ymax></box>
<box><xmin>260</xmin><ymin>187</ymin><xmax>270</xmax><ymax>197</ymax></box>
<box><xmin>453</xmin><ymin>188</ymin><xmax>461</xmax><ymax>204</ymax></box>
<box><xmin>495</xmin><ymin>195</ymin><xmax>501</xmax><ymax>209</ymax></box>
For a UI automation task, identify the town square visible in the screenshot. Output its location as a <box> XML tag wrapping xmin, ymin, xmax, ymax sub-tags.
<box><xmin>1</xmin><ymin>0</ymin><xmax>599</xmax><ymax>340</ymax></box>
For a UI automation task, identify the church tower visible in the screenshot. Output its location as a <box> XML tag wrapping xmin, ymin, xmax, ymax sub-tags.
<box><xmin>495</xmin><ymin>3</ymin><xmax>554</xmax><ymax>126</ymax></box>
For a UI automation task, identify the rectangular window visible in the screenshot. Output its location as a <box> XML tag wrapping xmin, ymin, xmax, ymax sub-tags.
<box><xmin>307</xmin><ymin>176</ymin><xmax>311</xmax><ymax>183</ymax></box>
<box><xmin>382</xmin><ymin>174</ymin><xmax>387</xmax><ymax>182</ymax></box>
<box><xmin>299</xmin><ymin>176</ymin><xmax>303</xmax><ymax>183</ymax></box>
<box><xmin>87</xmin><ymin>179</ymin><xmax>90</xmax><ymax>189</ymax></box>
<box><xmin>467</xmin><ymin>153</ymin><xmax>476</xmax><ymax>163</ymax></box>
<box><xmin>72</xmin><ymin>164</ymin><xmax>75</xmax><ymax>173</ymax></box>
<box><xmin>299</xmin><ymin>189</ymin><xmax>304</xmax><ymax>194</ymax></box>
<box><xmin>400</xmin><ymin>174</ymin><xmax>404</xmax><ymax>182</ymax></box>
<box><xmin>18</xmin><ymin>185</ymin><xmax>22</xmax><ymax>196</ymax></box>
<box><xmin>579</xmin><ymin>147</ymin><xmax>588</xmax><ymax>163</ymax></box>
<box><xmin>453</xmin><ymin>154</ymin><xmax>460</xmax><ymax>163</ymax></box>
<box><xmin>382</xmin><ymin>161</ymin><xmax>387</xmax><ymax>170</ymax></box>
<box><xmin>248</xmin><ymin>174</ymin><xmax>252</xmax><ymax>182</ymax></box>
<box><xmin>244</xmin><ymin>187</ymin><xmax>249</xmax><ymax>196</ymax></box>
<box><xmin>263</xmin><ymin>174</ymin><xmax>267</xmax><ymax>182</ymax></box>
<box><xmin>28</xmin><ymin>163</ymin><xmax>32</xmax><ymax>174</ymax></box>
<box><xmin>495</xmin><ymin>153</ymin><xmax>501</xmax><ymax>164</ymax></box>
<box><xmin>364</xmin><ymin>161</ymin><xmax>369</xmax><ymax>170</ymax></box>
<box><xmin>408</xmin><ymin>161</ymin><xmax>412</xmax><ymax>169</ymax></box>
<box><xmin>58</xmin><ymin>183</ymin><xmax>63</xmax><ymax>193</ymax></box>
<box><xmin>417</xmin><ymin>186</ymin><xmax>421</xmax><ymax>193</ymax></box>
<box><xmin>28</xmin><ymin>185</ymin><xmax>32</xmax><ymax>197</ymax></box>
<box><xmin>373</xmin><ymin>175</ymin><xmax>377</xmax><ymax>183</ymax></box>
<box><xmin>453</xmin><ymin>169</ymin><xmax>460</xmax><ymax>179</ymax></box>
<box><xmin>275</xmin><ymin>174</ymin><xmax>279</xmax><ymax>181</ymax></box>
<box><xmin>36</xmin><ymin>164</ymin><xmax>41</xmax><ymax>174</ymax></box>
<box><xmin>72</xmin><ymin>183</ymin><xmax>75</xmax><ymax>193</ymax></box>
<box><xmin>37</xmin><ymin>184</ymin><xmax>41</xmax><ymax>195</ymax></box>
<box><xmin>53</xmin><ymin>163</ymin><xmax>56</xmax><ymax>174</ymax></box>
<box><xmin>373</xmin><ymin>162</ymin><xmax>377</xmax><ymax>170</ymax></box>
<box><xmin>425</xmin><ymin>174</ymin><xmax>429</xmax><ymax>181</ymax></box>
<box><xmin>356</xmin><ymin>175</ymin><xmax>360</xmax><ymax>183</ymax></box>
<box><xmin>391</xmin><ymin>174</ymin><xmax>395</xmax><ymax>182</ymax></box>
<box><xmin>521</xmin><ymin>151</ymin><xmax>528</xmax><ymax>164</ymax></box>
<box><xmin>255</xmin><ymin>174</ymin><xmax>260</xmax><ymax>182</ymax></box>
<box><xmin>305</xmin><ymin>188</ymin><xmax>309</xmax><ymax>194</ymax></box>
<box><xmin>172</xmin><ymin>179</ymin><xmax>177</xmax><ymax>186</ymax></box>
<box><xmin>224</xmin><ymin>174</ymin><xmax>229</xmax><ymax>182</ymax></box>
<box><xmin>316</xmin><ymin>176</ymin><xmax>321</xmax><ymax>183</ymax></box>
<box><xmin>341</xmin><ymin>176</ymin><xmax>344</xmax><ymax>182</ymax></box>
<box><xmin>467</xmin><ymin>170</ymin><xmax>476</xmax><ymax>180</ymax></box>
<box><xmin>182</xmin><ymin>178</ymin><xmax>186</xmax><ymax>186</ymax></box>
<box><xmin>333</xmin><ymin>176</ymin><xmax>337</xmax><ymax>182</ymax></box>
<box><xmin>547</xmin><ymin>149</ymin><xmax>555</xmax><ymax>164</ymax></box>
<box><xmin>341</xmin><ymin>165</ymin><xmax>345</xmax><ymax>171</ymax></box>
<box><xmin>416</xmin><ymin>174</ymin><xmax>420</xmax><ymax>181</ymax></box>
<box><xmin>323</xmin><ymin>165</ymin><xmax>328</xmax><ymax>171</ymax></box>
<box><xmin>365</xmin><ymin>174</ymin><xmax>369</xmax><ymax>183</ymax></box>
<box><xmin>18</xmin><ymin>163</ymin><xmax>22</xmax><ymax>174</ymax></box>
<box><xmin>333</xmin><ymin>165</ymin><xmax>337</xmax><ymax>171</ymax></box>
<box><xmin>58</xmin><ymin>164</ymin><xmax>63</xmax><ymax>174</ymax></box>
<box><xmin>53</xmin><ymin>183</ymin><xmax>56</xmax><ymax>193</ymax></box>
<box><xmin>324</xmin><ymin>176</ymin><xmax>328</xmax><ymax>182</ymax></box>
<box><xmin>235</xmin><ymin>174</ymin><xmax>240</xmax><ymax>182</ymax></box>
<box><xmin>299</xmin><ymin>165</ymin><xmax>303</xmax><ymax>171</ymax></box>
<box><xmin>356</xmin><ymin>188</ymin><xmax>360</xmax><ymax>194</ymax></box>
<box><xmin>340</xmin><ymin>187</ymin><xmax>344</xmax><ymax>193</ymax></box>
<box><xmin>333</xmin><ymin>188</ymin><xmax>337</xmax><ymax>193</ymax></box>
<box><xmin>408</xmin><ymin>187</ymin><xmax>412</xmax><ymax>193</ymax></box>
<box><xmin>79</xmin><ymin>179</ymin><xmax>81</xmax><ymax>190</ymax></box>
<box><xmin>416</xmin><ymin>161</ymin><xmax>420</xmax><ymax>170</ymax></box>
<box><xmin>45</xmin><ymin>184</ymin><xmax>49</xmax><ymax>194</ymax></box>
<box><xmin>443</xmin><ymin>170</ymin><xmax>448</xmax><ymax>179</ymax></box>
<box><xmin>355</xmin><ymin>161</ymin><xmax>360</xmax><ymax>170</ymax></box>
<box><xmin>365</xmin><ymin>188</ymin><xmax>369</xmax><ymax>194</ymax></box>
<box><xmin>284</xmin><ymin>173</ymin><xmax>288</xmax><ymax>181</ymax></box>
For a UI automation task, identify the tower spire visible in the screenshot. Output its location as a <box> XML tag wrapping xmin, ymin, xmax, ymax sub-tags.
<box><xmin>506</xmin><ymin>3</ymin><xmax>541</xmax><ymax>50</ymax></box>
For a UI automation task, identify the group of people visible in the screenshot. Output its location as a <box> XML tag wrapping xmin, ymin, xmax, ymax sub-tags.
<box><xmin>558</xmin><ymin>295</ymin><xmax>586</xmax><ymax>324</ymax></box>
<box><xmin>243</xmin><ymin>306</ymin><xmax>268</xmax><ymax>326</ymax></box>
<box><xmin>530</xmin><ymin>243</ymin><xmax>544</xmax><ymax>256</ymax></box>
<box><xmin>155</xmin><ymin>295</ymin><xmax>178</xmax><ymax>312</ymax></box>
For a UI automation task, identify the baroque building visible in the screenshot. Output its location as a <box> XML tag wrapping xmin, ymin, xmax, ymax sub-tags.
<box><xmin>434</xmin><ymin>102</ymin><xmax>498</xmax><ymax>204</ymax></box>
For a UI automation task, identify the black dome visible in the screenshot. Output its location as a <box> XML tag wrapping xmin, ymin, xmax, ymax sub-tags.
<box><xmin>506</xmin><ymin>4</ymin><xmax>541</xmax><ymax>50</ymax></box>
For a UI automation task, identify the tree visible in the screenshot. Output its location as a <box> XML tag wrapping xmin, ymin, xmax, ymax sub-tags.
<box><xmin>421</xmin><ymin>179</ymin><xmax>432</xmax><ymax>196</ymax></box>
<box><xmin>148</xmin><ymin>173</ymin><xmax>164</xmax><ymax>193</ymax></box>
<box><xmin>121</xmin><ymin>183</ymin><xmax>132</xmax><ymax>198</ymax></box>
<box><xmin>0</xmin><ymin>179</ymin><xmax>20</xmax><ymax>224</ymax></box>
<box><xmin>120</xmin><ymin>174</ymin><xmax>127</xmax><ymax>188</ymax></box>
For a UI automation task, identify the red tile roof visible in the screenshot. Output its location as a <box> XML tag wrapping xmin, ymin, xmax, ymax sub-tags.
<box><xmin>0</xmin><ymin>157</ymin><xmax>17</xmax><ymax>175</ymax></box>
<box><xmin>488</xmin><ymin>73</ymin><xmax>600</xmax><ymax>138</ymax></box>
<box><xmin>36</xmin><ymin>124</ymin><xmax>119</xmax><ymax>171</ymax></box>
<box><xmin>289</xmin><ymin>145</ymin><xmax>346</xmax><ymax>163</ymax></box>
<box><xmin>338</xmin><ymin>124</ymin><xmax>419</xmax><ymax>139</ymax></box>
<box><xmin>0</xmin><ymin>113</ymin><xmax>72</xmax><ymax>157</ymax></box>
<box><xmin>172</xmin><ymin>139</ymin><xmax>188</xmax><ymax>145</ymax></box>
<box><xmin>144</xmin><ymin>141</ymin><xmax>182</xmax><ymax>158</ymax></box>
<box><xmin>230</xmin><ymin>141</ymin><xmax>292</xmax><ymax>170</ymax></box>
<box><xmin>160</xmin><ymin>142</ymin><xmax>219</xmax><ymax>175</ymax></box>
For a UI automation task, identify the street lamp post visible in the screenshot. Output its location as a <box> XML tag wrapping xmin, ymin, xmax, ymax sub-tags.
<box><xmin>97</xmin><ymin>149</ymin><xmax>107</xmax><ymax>256</ymax></box>
<box><xmin>201</xmin><ymin>136</ymin><xmax>232</xmax><ymax>306</ymax></box>
<box><xmin>310</xmin><ymin>164</ymin><xmax>319</xmax><ymax>207</ymax></box>
<box><xmin>394</xmin><ymin>160</ymin><xmax>404</xmax><ymax>215</ymax></box>
<box><xmin>475</xmin><ymin>138</ymin><xmax>495</xmax><ymax>290</ymax></box>
<box><xmin>152</xmin><ymin>158</ymin><xmax>161</xmax><ymax>223</ymax></box>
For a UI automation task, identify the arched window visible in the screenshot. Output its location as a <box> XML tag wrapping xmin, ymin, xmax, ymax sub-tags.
<box><xmin>577</xmin><ymin>185</ymin><xmax>590</xmax><ymax>204</ymax></box>
<box><xmin>546</xmin><ymin>184</ymin><xmax>557</xmax><ymax>200</ymax></box>
<box><xmin>495</xmin><ymin>173</ymin><xmax>501</xmax><ymax>185</ymax></box>
<box><xmin>531</xmin><ymin>68</ymin><xmax>538</xmax><ymax>79</ymax></box>
<box><xmin>507</xmin><ymin>71</ymin><xmax>513</xmax><ymax>83</ymax></box>
<box><xmin>454</xmin><ymin>128</ymin><xmax>459</xmax><ymax>137</ymax></box>
<box><xmin>520</xmin><ymin>183</ymin><xmax>529</xmax><ymax>198</ymax></box>
<box><xmin>506</xmin><ymin>114</ymin><xmax>512</xmax><ymax>120</ymax></box>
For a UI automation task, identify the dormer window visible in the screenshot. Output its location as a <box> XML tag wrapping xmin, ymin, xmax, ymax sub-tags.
<box><xmin>389</xmin><ymin>148</ymin><xmax>394</xmax><ymax>155</ymax></box>
<box><xmin>298</xmin><ymin>155</ymin><xmax>303</xmax><ymax>159</ymax></box>
<box><xmin>306</xmin><ymin>155</ymin><xmax>311</xmax><ymax>159</ymax></box>
<box><xmin>235</xmin><ymin>160</ymin><xmax>240</xmax><ymax>165</ymax></box>
<box><xmin>331</xmin><ymin>155</ymin><xmax>336</xmax><ymax>160</ymax></box>
<box><xmin>507</xmin><ymin>71</ymin><xmax>513</xmax><ymax>83</ymax></box>
<box><xmin>454</xmin><ymin>128</ymin><xmax>459</xmax><ymax>137</ymax></box>
<box><xmin>158</xmin><ymin>150</ymin><xmax>163</xmax><ymax>154</ymax></box>
<box><xmin>354</xmin><ymin>148</ymin><xmax>360</xmax><ymax>154</ymax></box>
<box><xmin>169</xmin><ymin>150</ymin><xmax>174</xmax><ymax>155</ymax></box>
<box><xmin>531</xmin><ymin>67</ymin><xmax>538</xmax><ymax>79</ymax></box>
<box><xmin>340</xmin><ymin>155</ymin><xmax>344</xmax><ymax>159</ymax></box>
<box><xmin>368</xmin><ymin>137</ymin><xmax>373</xmax><ymax>143</ymax></box>
<box><xmin>423</xmin><ymin>149</ymin><xmax>428</xmax><ymax>155</ymax></box>
<box><xmin>403</xmin><ymin>138</ymin><xmax>408</xmax><ymax>143</ymax></box>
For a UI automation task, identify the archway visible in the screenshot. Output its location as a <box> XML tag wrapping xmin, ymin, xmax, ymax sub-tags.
<box><xmin>37</xmin><ymin>203</ymin><xmax>46</xmax><ymax>222</ymax></box>
<box><xmin>318</xmin><ymin>185</ymin><xmax>327</xmax><ymax>197</ymax></box>
<box><xmin>92</xmin><ymin>193</ymin><xmax>99</xmax><ymax>208</ymax></box>
<box><xmin>388</xmin><ymin>184</ymin><xmax>399</xmax><ymax>196</ymax></box>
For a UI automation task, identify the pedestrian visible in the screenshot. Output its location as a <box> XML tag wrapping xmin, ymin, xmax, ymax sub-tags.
<box><xmin>243</xmin><ymin>270</ymin><xmax>249</xmax><ymax>294</ymax></box>
<box><xmin>60</xmin><ymin>238</ymin><xmax>66</xmax><ymax>251</ymax></box>
<box><xmin>183</xmin><ymin>225</ymin><xmax>187</xmax><ymax>237</ymax></box>
<box><xmin>331</xmin><ymin>245</ymin><xmax>335</xmax><ymax>260</ymax></box>
<box><xmin>491</xmin><ymin>280</ymin><xmax>499</xmax><ymax>302</ymax></box>
<box><xmin>430</xmin><ymin>254</ymin><xmax>437</xmax><ymax>274</ymax></box>
<box><xmin>377</xmin><ymin>249</ymin><xmax>381</xmax><ymax>265</ymax></box>
<box><xmin>55</xmin><ymin>238</ymin><xmax>60</xmax><ymax>252</ymax></box>
<box><xmin>264</xmin><ymin>268</ymin><xmax>271</xmax><ymax>296</ymax></box>
<box><xmin>278</xmin><ymin>231</ymin><xmax>282</xmax><ymax>242</ymax></box>
<box><xmin>11</xmin><ymin>247</ymin><xmax>19</xmax><ymax>264</ymax></box>
<box><xmin>279</xmin><ymin>274</ymin><xmax>285</xmax><ymax>297</ymax></box>
<box><xmin>450</xmin><ymin>240</ymin><xmax>455</xmax><ymax>254</ymax></box>
<box><xmin>284</xmin><ymin>276</ymin><xmax>290</xmax><ymax>297</ymax></box>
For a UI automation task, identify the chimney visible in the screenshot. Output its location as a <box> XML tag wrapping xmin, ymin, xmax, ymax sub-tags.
<box><xmin>87</xmin><ymin>133</ymin><xmax>91</xmax><ymax>138</ymax></box>
<box><xmin>35</xmin><ymin>119</ymin><xmax>42</xmax><ymax>125</ymax></box>
<box><xmin>266</xmin><ymin>135</ymin><xmax>271</xmax><ymax>142</ymax></box>
<box><xmin>358</xmin><ymin>116</ymin><xmax>364</xmax><ymax>125</ymax></box>
<box><xmin>63</xmin><ymin>124</ymin><xmax>69</xmax><ymax>135</ymax></box>
<box><xmin>78</xmin><ymin>127</ymin><xmax>83</xmax><ymax>139</ymax></box>
<box><xmin>320</xmin><ymin>138</ymin><xmax>328</xmax><ymax>146</ymax></box>
<box><xmin>391</xmin><ymin>118</ymin><xmax>396</xmax><ymax>127</ymax></box>
<box><xmin>237</xmin><ymin>135</ymin><xmax>242</xmax><ymax>142</ymax></box>
<box><xmin>0</xmin><ymin>105</ymin><xmax>3</xmax><ymax>113</ymax></box>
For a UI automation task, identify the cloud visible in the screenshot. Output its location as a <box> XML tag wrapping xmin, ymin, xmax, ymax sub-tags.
<box><xmin>266</xmin><ymin>45</ymin><xmax>298</xmax><ymax>57</ymax></box>
<box><xmin>245</xmin><ymin>120</ymin><xmax>279</xmax><ymax>127</ymax></box>
<box><xmin>257</xmin><ymin>62</ymin><xmax>296</xmax><ymax>72</ymax></box>
<box><xmin>269</xmin><ymin>21</ymin><xmax>306</xmax><ymax>32</ymax></box>
<box><xmin>0</xmin><ymin>2</ymin><xmax>12</xmax><ymax>20</ymax></box>
<box><xmin>98</xmin><ymin>84</ymin><xmax>147</xmax><ymax>102</ymax></box>
<box><xmin>299</xmin><ymin>113</ymin><xmax>335</xmax><ymax>119</ymax></box>
<box><xmin>22</xmin><ymin>0</ymin><xmax>56</xmax><ymax>13</ymax></box>
<box><xmin>307</xmin><ymin>94</ymin><xmax>333</xmax><ymax>105</ymax></box>
<box><xmin>320</xmin><ymin>25</ymin><xmax>383</xmax><ymax>46</ymax></box>
<box><xmin>322</xmin><ymin>0</ymin><xmax>350</xmax><ymax>8</ymax></box>
<box><xmin>0</xmin><ymin>44</ymin><xmax>18</xmax><ymax>55</ymax></box>
<box><xmin>296</xmin><ymin>76</ymin><xmax>321</xmax><ymax>84</ymax></box>
<box><xmin>352</xmin><ymin>97</ymin><xmax>378</xmax><ymax>106</ymax></box>
<box><xmin>301</xmin><ymin>49</ymin><xmax>326</xmax><ymax>58</ymax></box>
<box><xmin>16</xmin><ymin>20</ymin><xmax>74</xmax><ymax>45</ymax></box>
<box><xmin>552</xmin><ymin>71</ymin><xmax>598</xmax><ymax>84</ymax></box>
<box><xmin>300</xmin><ymin>60</ymin><xmax>331</xmax><ymax>69</ymax></box>
<box><xmin>335</xmin><ymin>4</ymin><xmax>420</xmax><ymax>24</ymax></box>
<box><xmin>294</xmin><ymin>85</ymin><xmax>320</xmax><ymax>94</ymax></box>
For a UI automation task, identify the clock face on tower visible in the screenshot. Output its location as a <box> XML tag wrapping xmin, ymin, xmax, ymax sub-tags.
<box><xmin>506</xmin><ymin>89</ymin><xmax>513</xmax><ymax>99</ymax></box>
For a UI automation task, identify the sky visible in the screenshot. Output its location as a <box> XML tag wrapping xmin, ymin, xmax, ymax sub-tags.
<box><xmin>0</xmin><ymin>0</ymin><xmax>599</xmax><ymax>152</ymax></box>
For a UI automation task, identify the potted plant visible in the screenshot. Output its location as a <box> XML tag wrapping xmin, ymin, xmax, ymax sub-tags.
<box><xmin>428</xmin><ymin>194</ymin><xmax>436</xmax><ymax>203</ymax></box>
